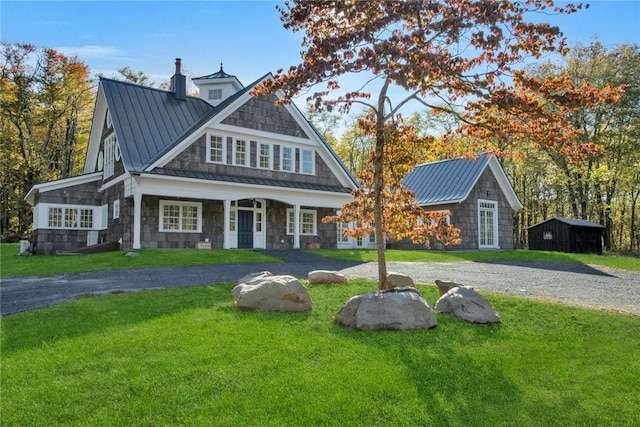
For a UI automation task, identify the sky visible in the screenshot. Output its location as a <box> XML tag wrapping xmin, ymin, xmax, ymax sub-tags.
<box><xmin>2</xmin><ymin>0</ymin><xmax>639</xmax><ymax>116</ymax></box>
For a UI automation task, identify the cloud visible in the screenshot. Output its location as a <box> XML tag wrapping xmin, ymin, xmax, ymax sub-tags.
<box><xmin>55</xmin><ymin>45</ymin><xmax>121</xmax><ymax>59</ymax></box>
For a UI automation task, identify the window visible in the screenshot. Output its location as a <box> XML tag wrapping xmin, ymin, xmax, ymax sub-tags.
<box><xmin>369</xmin><ymin>233</ymin><xmax>376</xmax><ymax>244</ymax></box>
<box><xmin>113</xmin><ymin>200</ymin><xmax>120</xmax><ymax>220</ymax></box>
<box><xmin>103</xmin><ymin>133</ymin><xmax>117</xmax><ymax>178</ymax></box>
<box><xmin>234</xmin><ymin>139</ymin><xmax>248</xmax><ymax>166</ymax></box>
<box><xmin>286</xmin><ymin>208</ymin><xmax>317</xmax><ymax>235</ymax></box>
<box><xmin>478</xmin><ymin>200</ymin><xmax>498</xmax><ymax>248</ymax></box>
<box><xmin>259</xmin><ymin>143</ymin><xmax>271</xmax><ymax>169</ymax></box>
<box><xmin>47</xmin><ymin>206</ymin><xmax>93</xmax><ymax>229</ymax></box>
<box><xmin>208</xmin><ymin>89</ymin><xmax>222</xmax><ymax>100</ymax></box>
<box><xmin>207</xmin><ymin>134</ymin><xmax>225</xmax><ymax>163</ymax></box>
<box><xmin>281</xmin><ymin>146</ymin><xmax>293</xmax><ymax>172</ymax></box>
<box><xmin>159</xmin><ymin>201</ymin><xmax>202</xmax><ymax>232</ymax></box>
<box><xmin>337</xmin><ymin>222</ymin><xmax>350</xmax><ymax>243</ymax></box>
<box><xmin>301</xmin><ymin>149</ymin><xmax>314</xmax><ymax>174</ymax></box>
<box><xmin>229</xmin><ymin>210</ymin><xmax>236</xmax><ymax>232</ymax></box>
<box><xmin>256</xmin><ymin>212</ymin><xmax>263</xmax><ymax>232</ymax></box>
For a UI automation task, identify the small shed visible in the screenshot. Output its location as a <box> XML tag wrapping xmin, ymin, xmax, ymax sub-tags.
<box><xmin>527</xmin><ymin>217</ymin><xmax>606</xmax><ymax>254</ymax></box>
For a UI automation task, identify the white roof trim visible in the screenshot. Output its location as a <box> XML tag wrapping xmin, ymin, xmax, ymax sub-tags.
<box><xmin>24</xmin><ymin>172</ymin><xmax>103</xmax><ymax>205</ymax></box>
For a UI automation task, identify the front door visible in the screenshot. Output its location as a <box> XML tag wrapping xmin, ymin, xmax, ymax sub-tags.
<box><xmin>238</xmin><ymin>210</ymin><xmax>254</xmax><ymax>249</ymax></box>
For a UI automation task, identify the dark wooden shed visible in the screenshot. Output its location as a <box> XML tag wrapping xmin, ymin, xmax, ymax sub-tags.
<box><xmin>527</xmin><ymin>217</ymin><xmax>606</xmax><ymax>254</ymax></box>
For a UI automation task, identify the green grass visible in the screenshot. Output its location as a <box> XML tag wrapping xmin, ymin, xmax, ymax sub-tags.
<box><xmin>0</xmin><ymin>243</ymin><xmax>280</xmax><ymax>277</ymax></box>
<box><xmin>311</xmin><ymin>248</ymin><xmax>640</xmax><ymax>272</ymax></box>
<box><xmin>1</xmin><ymin>281</ymin><xmax>638</xmax><ymax>426</ymax></box>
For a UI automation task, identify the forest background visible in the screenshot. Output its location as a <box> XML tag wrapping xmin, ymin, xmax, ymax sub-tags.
<box><xmin>1</xmin><ymin>38</ymin><xmax>639</xmax><ymax>254</ymax></box>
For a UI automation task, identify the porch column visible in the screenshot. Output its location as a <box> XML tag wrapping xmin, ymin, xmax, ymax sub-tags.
<box><xmin>132</xmin><ymin>192</ymin><xmax>142</xmax><ymax>249</ymax></box>
<box><xmin>223</xmin><ymin>199</ymin><xmax>231</xmax><ymax>249</ymax></box>
<box><xmin>293</xmin><ymin>204</ymin><xmax>301</xmax><ymax>249</ymax></box>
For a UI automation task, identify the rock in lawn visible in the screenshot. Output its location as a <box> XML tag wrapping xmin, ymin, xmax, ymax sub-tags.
<box><xmin>232</xmin><ymin>275</ymin><xmax>312</xmax><ymax>312</ymax></box>
<box><xmin>125</xmin><ymin>252</ymin><xmax>140</xmax><ymax>258</ymax></box>
<box><xmin>334</xmin><ymin>287</ymin><xmax>437</xmax><ymax>331</ymax></box>
<box><xmin>384</xmin><ymin>272</ymin><xmax>415</xmax><ymax>289</ymax></box>
<box><xmin>308</xmin><ymin>270</ymin><xmax>348</xmax><ymax>284</ymax></box>
<box><xmin>435</xmin><ymin>280</ymin><xmax>460</xmax><ymax>296</ymax></box>
<box><xmin>237</xmin><ymin>271</ymin><xmax>272</xmax><ymax>285</ymax></box>
<box><xmin>435</xmin><ymin>286</ymin><xmax>501</xmax><ymax>324</ymax></box>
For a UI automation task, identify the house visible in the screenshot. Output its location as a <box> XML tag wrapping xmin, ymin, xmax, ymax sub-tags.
<box><xmin>527</xmin><ymin>217</ymin><xmax>606</xmax><ymax>254</ymax></box>
<box><xmin>24</xmin><ymin>59</ymin><xmax>362</xmax><ymax>254</ymax></box>
<box><xmin>389</xmin><ymin>153</ymin><xmax>523</xmax><ymax>250</ymax></box>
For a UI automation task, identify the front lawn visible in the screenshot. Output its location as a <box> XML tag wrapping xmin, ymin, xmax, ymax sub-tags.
<box><xmin>0</xmin><ymin>243</ymin><xmax>281</xmax><ymax>277</ymax></box>
<box><xmin>2</xmin><ymin>281</ymin><xmax>639</xmax><ymax>426</ymax></box>
<box><xmin>311</xmin><ymin>248</ymin><xmax>640</xmax><ymax>272</ymax></box>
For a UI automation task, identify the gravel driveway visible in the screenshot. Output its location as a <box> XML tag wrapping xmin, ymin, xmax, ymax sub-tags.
<box><xmin>2</xmin><ymin>250</ymin><xmax>639</xmax><ymax>316</ymax></box>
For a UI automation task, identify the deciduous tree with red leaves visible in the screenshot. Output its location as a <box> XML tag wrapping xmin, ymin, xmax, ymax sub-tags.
<box><xmin>254</xmin><ymin>0</ymin><xmax>622</xmax><ymax>290</ymax></box>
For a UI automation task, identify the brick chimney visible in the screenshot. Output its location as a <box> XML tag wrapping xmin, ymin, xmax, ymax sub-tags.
<box><xmin>170</xmin><ymin>58</ymin><xmax>187</xmax><ymax>101</ymax></box>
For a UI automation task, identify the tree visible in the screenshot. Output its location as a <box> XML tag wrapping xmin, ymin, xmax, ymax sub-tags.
<box><xmin>254</xmin><ymin>0</ymin><xmax>620</xmax><ymax>288</ymax></box>
<box><xmin>0</xmin><ymin>42</ymin><xmax>93</xmax><ymax>237</ymax></box>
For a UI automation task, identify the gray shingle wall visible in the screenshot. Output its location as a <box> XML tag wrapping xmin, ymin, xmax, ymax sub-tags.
<box><xmin>222</xmin><ymin>95</ymin><xmax>309</xmax><ymax>138</ymax></box>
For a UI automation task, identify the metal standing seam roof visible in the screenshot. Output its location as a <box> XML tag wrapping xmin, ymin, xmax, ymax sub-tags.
<box><xmin>402</xmin><ymin>153</ymin><xmax>491</xmax><ymax>205</ymax></box>
<box><xmin>528</xmin><ymin>217</ymin><xmax>606</xmax><ymax>229</ymax></box>
<box><xmin>148</xmin><ymin>168</ymin><xmax>353</xmax><ymax>193</ymax></box>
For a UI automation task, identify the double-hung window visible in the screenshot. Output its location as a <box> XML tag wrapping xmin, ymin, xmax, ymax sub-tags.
<box><xmin>234</xmin><ymin>139</ymin><xmax>248</xmax><ymax>166</ymax></box>
<box><xmin>207</xmin><ymin>134</ymin><xmax>225</xmax><ymax>163</ymax></box>
<box><xmin>301</xmin><ymin>149</ymin><xmax>314</xmax><ymax>174</ymax></box>
<box><xmin>258</xmin><ymin>142</ymin><xmax>272</xmax><ymax>169</ymax></box>
<box><xmin>103</xmin><ymin>133</ymin><xmax>117</xmax><ymax>178</ymax></box>
<box><xmin>281</xmin><ymin>146</ymin><xmax>294</xmax><ymax>172</ymax></box>
<box><xmin>286</xmin><ymin>208</ymin><xmax>317</xmax><ymax>235</ymax></box>
<box><xmin>159</xmin><ymin>201</ymin><xmax>202</xmax><ymax>232</ymax></box>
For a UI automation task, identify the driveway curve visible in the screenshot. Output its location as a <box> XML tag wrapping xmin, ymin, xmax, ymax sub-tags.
<box><xmin>2</xmin><ymin>250</ymin><xmax>639</xmax><ymax>316</ymax></box>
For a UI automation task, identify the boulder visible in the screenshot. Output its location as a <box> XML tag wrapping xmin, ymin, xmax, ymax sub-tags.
<box><xmin>334</xmin><ymin>287</ymin><xmax>437</xmax><ymax>331</ymax></box>
<box><xmin>308</xmin><ymin>270</ymin><xmax>348</xmax><ymax>284</ymax></box>
<box><xmin>231</xmin><ymin>275</ymin><xmax>312</xmax><ymax>312</ymax></box>
<box><xmin>435</xmin><ymin>280</ymin><xmax>460</xmax><ymax>296</ymax></box>
<box><xmin>237</xmin><ymin>271</ymin><xmax>273</xmax><ymax>285</ymax></box>
<box><xmin>435</xmin><ymin>286</ymin><xmax>501</xmax><ymax>324</ymax></box>
<box><xmin>125</xmin><ymin>252</ymin><xmax>140</xmax><ymax>258</ymax></box>
<box><xmin>383</xmin><ymin>272</ymin><xmax>415</xmax><ymax>289</ymax></box>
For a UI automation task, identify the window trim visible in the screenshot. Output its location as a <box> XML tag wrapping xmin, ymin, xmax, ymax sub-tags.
<box><xmin>113</xmin><ymin>199</ymin><xmax>120</xmax><ymax>220</ymax></box>
<box><xmin>206</xmin><ymin>133</ymin><xmax>226</xmax><ymax>164</ymax></box>
<box><xmin>286</xmin><ymin>208</ymin><xmax>317</xmax><ymax>236</ymax></box>
<box><xmin>159</xmin><ymin>200</ymin><xmax>202</xmax><ymax>233</ymax></box>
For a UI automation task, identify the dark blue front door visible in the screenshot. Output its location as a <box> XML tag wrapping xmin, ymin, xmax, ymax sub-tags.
<box><xmin>238</xmin><ymin>210</ymin><xmax>253</xmax><ymax>249</ymax></box>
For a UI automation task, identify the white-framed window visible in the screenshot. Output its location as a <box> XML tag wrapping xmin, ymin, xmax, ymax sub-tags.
<box><xmin>478</xmin><ymin>199</ymin><xmax>498</xmax><ymax>248</ymax></box>
<box><xmin>113</xmin><ymin>199</ymin><xmax>120</xmax><ymax>220</ymax></box>
<box><xmin>281</xmin><ymin>146</ymin><xmax>294</xmax><ymax>172</ymax></box>
<box><xmin>337</xmin><ymin>222</ymin><xmax>350</xmax><ymax>243</ymax></box>
<box><xmin>301</xmin><ymin>149</ymin><xmax>314</xmax><ymax>174</ymax></box>
<box><xmin>229</xmin><ymin>209</ymin><xmax>236</xmax><ymax>232</ymax></box>
<box><xmin>286</xmin><ymin>208</ymin><xmax>317</xmax><ymax>235</ymax></box>
<box><xmin>419</xmin><ymin>210</ymin><xmax>451</xmax><ymax>227</ymax></box>
<box><xmin>234</xmin><ymin>139</ymin><xmax>248</xmax><ymax>166</ymax></box>
<box><xmin>207</xmin><ymin>134</ymin><xmax>225</xmax><ymax>163</ymax></box>
<box><xmin>103</xmin><ymin>133</ymin><xmax>117</xmax><ymax>178</ymax></box>
<box><xmin>369</xmin><ymin>233</ymin><xmax>376</xmax><ymax>244</ymax></box>
<box><xmin>256</xmin><ymin>211</ymin><xmax>263</xmax><ymax>232</ymax></box>
<box><xmin>47</xmin><ymin>206</ymin><xmax>94</xmax><ymax>229</ymax></box>
<box><xmin>208</xmin><ymin>89</ymin><xmax>222</xmax><ymax>101</ymax></box>
<box><xmin>159</xmin><ymin>200</ymin><xmax>202</xmax><ymax>232</ymax></box>
<box><xmin>258</xmin><ymin>142</ymin><xmax>272</xmax><ymax>169</ymax></box>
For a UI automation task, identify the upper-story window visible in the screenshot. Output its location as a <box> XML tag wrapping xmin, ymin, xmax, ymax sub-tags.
<box><xmin>281</xmin><ymin>146</ymin><xmax>294</xmax><ymax>172</ymax></box>
<box><xmin>208</xmin><ymin>89</ymin><xmax>222</xmax><ymax>101</ymax></box>
<box><xmin>207</xmin><ymin>134</ymin><xmax>225</xmax><ymax>163</ymax></box>
<box><xmin>103</xmin><ymin>133</ymin><xmax>117</xmax><ymax>178</ymax></box>
<box><xmin>234</xmin><ymin>139</ymin><xmax>248</xmax><ymax>166</ymax></box>
<box><xmin>258</xmin><ymin>142</ymin><xmax>272</xmax><ymax>169</ymax></box>
<box><xmin>301</xmin><ymin>149</ymin><xmax>314</xmax><ymax>174</ymax></box>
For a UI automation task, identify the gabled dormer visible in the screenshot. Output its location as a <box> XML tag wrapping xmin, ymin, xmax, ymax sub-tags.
<box><xmin>192</xmin><ymin>64</ymin><xmax>244</xmax><ymax>107</ymax></box>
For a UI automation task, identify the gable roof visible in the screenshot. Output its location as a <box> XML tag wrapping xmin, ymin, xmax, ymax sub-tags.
<box><xmin>528</xmin><ymin>217</ymin><xmax>606</xmax><ymax>229</ymax></box>
<box><xmin>101</xmin><ymin>78</ymin><xmax>214</xmax><ymax>172</ymax></box>
<box><xmin>402</xmin><ymin>152</ymin><xmax>523</xmax><ymax>209</ymax></box>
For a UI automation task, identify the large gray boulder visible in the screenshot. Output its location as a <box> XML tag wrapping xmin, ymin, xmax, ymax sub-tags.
<box><xmin>384</xmin><ymin>272</ymin><xmax>415</xmax><ymax>289</ymax></box>
<box><xmin>232</xmin><ymin>275</ymin><xmax>312</xmax><ymax>312</ymax></box>
<box><xmin>435</xmin><ymin>286</ymin><xmax>501</xmax><ymax>324</ymax></box>
<box><xmin>308</xmin><ymin>270</ymin><xmax>348</xmax><ymax>284</ymax></box>
<box><xmin>334</xmin><ymin>287</ymin><xmax>437</xmax><ymax>331</ymax></box>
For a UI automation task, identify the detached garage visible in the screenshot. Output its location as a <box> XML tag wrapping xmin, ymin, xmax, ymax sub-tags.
<box><xmin>527</xmin><ymin>217</ymin><xmax>606</xmax><ymax>254</ymax></box>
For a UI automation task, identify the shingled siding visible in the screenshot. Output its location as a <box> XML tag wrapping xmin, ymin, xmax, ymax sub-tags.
<box><xmin>265</xmin><ymin>202</ymin><xmax>337</xmax><ymax>249</ymax></box>
<box><xmin>388</xmin><ymin>168</ymin><xmax>515</xmax><ymax>250</ymax></box>
<box><xmin>222</xmin><ymin>95</ymin><xmax>309</xmax><ymax>138</ymax></box>
<box><xmin>101</xmin><ymin>181</ymin><xmax>130</xmax><ymax>249</ymax></box>
<box><xmin>32</xmin><ymin>181</ymin><xmax>103</xmax><ymax>254</ymax></box>
<box><xmin>165</xmin><ymin>134</ymin><xmax>344</xmax><ymax>188</ymax></box>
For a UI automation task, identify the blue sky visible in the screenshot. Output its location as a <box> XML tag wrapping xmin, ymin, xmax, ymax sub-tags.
<box><xmin>2</xmin><ymin>0</ymin><xmax>639</xmax><ymax>107</ymax></box>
